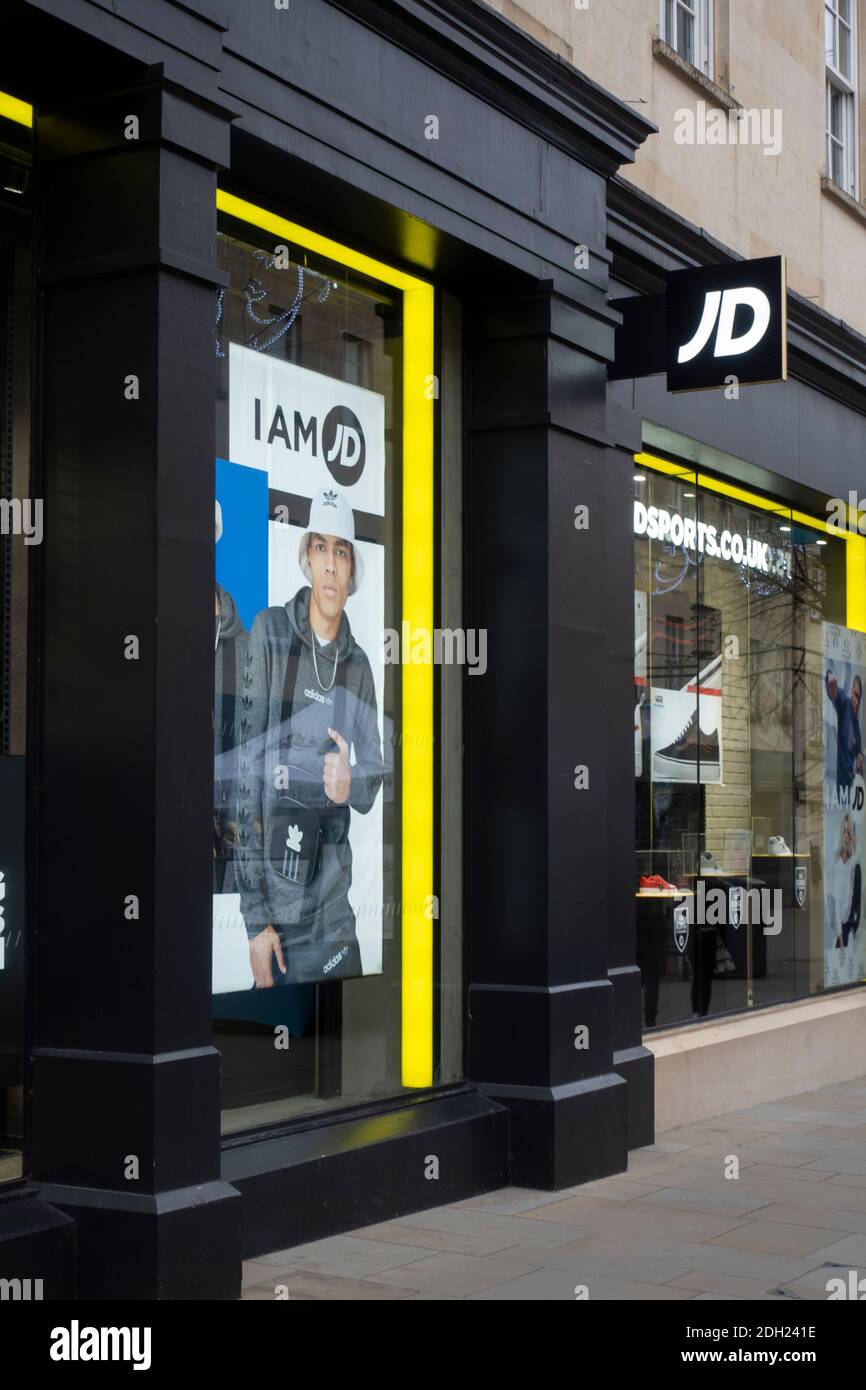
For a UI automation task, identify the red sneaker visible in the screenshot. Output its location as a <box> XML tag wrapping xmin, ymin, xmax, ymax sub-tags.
<box><xmin>639</xmin><ymin>873</ymin><xmax>677</xmax><ymax>894</ymax></box>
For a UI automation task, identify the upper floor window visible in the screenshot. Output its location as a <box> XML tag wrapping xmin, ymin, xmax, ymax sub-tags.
<box><xmin>826</xmin><ymin>0</ymin><xmax>858</xmax><ymax>195</ymax></box>
<box><xmin>662</xmin><ymin>0</ymin><xmax>713</xmax><ymax>77</ymax></box>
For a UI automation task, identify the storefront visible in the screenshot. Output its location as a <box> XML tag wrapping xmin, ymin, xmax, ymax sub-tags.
<box><xmin>607</xmin><ymin>174</ymin><xmax>866</xmax><ymax>1117</ymax></box>
<box><xmin>632</xmin><ymin>449</ymin><xmax>864</xmax><ymax>1028</ymax></box>
<box><xmin>0</xmin><ymin>0</ymin><xmax>660</xmax><ymax>1299</ymax></box>
<box><xmin>2</xmin><ymin>0</ymin><xmax>865</xmax><ymax>1302</ymax></box>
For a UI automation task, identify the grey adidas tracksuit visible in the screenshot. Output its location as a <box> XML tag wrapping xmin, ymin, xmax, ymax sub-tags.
<box><xmin>234</xmin><ymin>586</ymin><xmax>384</xmax><ymax>983</ymax></box>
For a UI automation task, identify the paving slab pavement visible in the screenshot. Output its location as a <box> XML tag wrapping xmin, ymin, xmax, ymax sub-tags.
<box><xmin>241</xmin><ymin>1076</ymin><xmax>866</xmax><ymax>1301</ymax></box>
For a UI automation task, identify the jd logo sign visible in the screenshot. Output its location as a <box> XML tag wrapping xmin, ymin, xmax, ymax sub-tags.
<box><xmin>322</xmin><ymin>405</ymin><xmax>366</xmax><ymax>486</ymax></box>
<box><xmin>677</xmin><ymin>288</ymin><xmax>771</xmax><ymax>365</ymax></box>
<box><xmin>666</xmin><ymin>256</ymin><xmax>787</xmax><ymax>393</ymax></box>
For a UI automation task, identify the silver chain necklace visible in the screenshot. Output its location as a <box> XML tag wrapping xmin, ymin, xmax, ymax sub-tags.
<box><xmin>312</xmin><ymin>634</ymin><xmax>339</xmax><ymax>692</ymax></box>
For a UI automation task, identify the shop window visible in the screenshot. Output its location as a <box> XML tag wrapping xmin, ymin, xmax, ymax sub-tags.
<box><xmin>0</xmin><ymin>92</ymin><xmax>30</xmax><ymax>1189</ymax></box>
<box><xmin>212</xmin><ymin>193</ymin><xmax>461</xmax><ymax>1132</ymax></box>
<box><xmin>0</xmin><ymin>94</ymin><xmax>31</xmax><ymax>1187</ymax></box>
<box><xmin>826</xmin><ymin>0</ymin><xmax>858</xmax><ymax>195</ymax></box>
<box><xmin>634</xmin><ymin>453</ymin><xmax>859</xmax><ymax>1031</ymax></box>
<box><xmin>661</xmin><ymin>0</ymin><xmax>713</xmax><ymax>76</ymax></box>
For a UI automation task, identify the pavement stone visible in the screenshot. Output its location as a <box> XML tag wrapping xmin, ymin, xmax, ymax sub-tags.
<box><xmin>240</xmin><ymin>1074</ymin><xmax>866</xmax><ymax>1300</ymax></box>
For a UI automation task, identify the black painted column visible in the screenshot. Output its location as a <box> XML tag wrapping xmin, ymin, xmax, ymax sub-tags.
<box><xmin>466</xmin><ymin>286</ymin><xmax>643</xmax><ymax>1188</ymax></box>
<box><xmin>29</xmin><ymin>76</ymin><xmax>240</xmax><ymax>1298</ymax></box>
<box><xmin>605</xmin><ymin>445</ymin><xmax>655</xmax><ymax>1149</ymax></box>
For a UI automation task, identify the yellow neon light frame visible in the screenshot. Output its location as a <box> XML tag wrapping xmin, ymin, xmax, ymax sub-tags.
<box><xmin>217</xmin><ymin>191</ymin><xmax>435</xmax><ymax>1088</ymax></box>
<box><xmin>0</xmin><ymin>92</ymin><xmax>31</xmax><ymax>128</ymax></box>
<box><xmin>635</xmin><ymin>451</ymin><xmax>866</xmax><ymax>634</ymax></box>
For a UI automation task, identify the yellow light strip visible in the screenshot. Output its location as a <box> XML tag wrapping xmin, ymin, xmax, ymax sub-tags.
<box><xmin>636</xmin><ymin>450</ymin><xmax>866</xmax><ymax>632</ymax></box>
<box><xmin>847</xmin><ymin>534</ymin><xmax>866</xmax><ymax>633</ymax></box>
<box><xmin>217</xmin><ymin>190</ymin><xmax>435</xmax><ymax>1086</ymax></box>
<box><xmin>400</xmin><ymin>279</ymin><xmax>436</xmax><ymax>1088</ymax></box>
<box><xmin>637</xmin><ymin>451</ymin><xmax>841</xmax><ymax>529</ymax></box>
<box><xmin>0</xmin><ymin>91</ymin><xmax>32</xmax><ymax>128</ymax></box>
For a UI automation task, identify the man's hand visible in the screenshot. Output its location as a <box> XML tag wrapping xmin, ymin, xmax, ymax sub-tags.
<box><xmin>857</xmin><ymin>753</ymin><xmax>864</xmax><ymax>775</ymax></box>
<box><xmin>324</xmin><ymin>728</ymin><xmax>351</xmax><ymax>805</ymax></box>
<box><xmin>827</xmin><ymin>673</ymin><xmax>839</xmax><ymax>702</ymax></box>
<box><xmin>249</xmin><ymin>925</ymin><xmax>286</xmax><ymax>989</ymax></box>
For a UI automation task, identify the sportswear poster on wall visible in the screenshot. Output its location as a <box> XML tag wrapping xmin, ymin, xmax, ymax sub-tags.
<box><xmin>213</xmin><ymin>345</ymin><xmax>387</xmax><ymax>995</ymax></box>
<box><xmin>634</xmin><ymin>591</ymin><xmax>648</xmax><ymax>779</ymax></box>
<box><xmin>822</xmin><ymin>623</ymin><xmax>866</xmax><ymax>988</ymax></box>
<box><xmin>645</xmin><ymin>594</ymin><xmax>724</xmax><ymax>784</ymax></box>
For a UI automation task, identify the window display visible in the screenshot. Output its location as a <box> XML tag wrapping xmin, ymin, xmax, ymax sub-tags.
<box><xmin>0</xmin><ymin>233</ymin><xmax>29</xmax><ymax>1186</ymax></box>
<box><xmin>212</xmin><ymin>195</ymin><xmax>451</xmax><ymax>1131</ymax></box>
<box><xmin>634</xmin><ymin>451</ymin><xmax>854</xmax><ymax>1029</ymax></box>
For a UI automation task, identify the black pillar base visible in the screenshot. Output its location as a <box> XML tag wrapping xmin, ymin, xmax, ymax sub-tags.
<box><xmin>0</xmin><ymin>1191</ymin><xmax>75</xmax><ymax>1298</ymax></box>
<box><xmin>609</xmin><ymin>963</ymin><xmax>655</xmax><ymax>1148</ymax></box>
<box><xmin>613</xmin><ymin>1045</ymin><xmax>655</xmax><ymax>1150</ymax></box>
<box><xmin>482</xmin><ymin>1074</ymin><xmax>628</xmax><ymax>1190</ymax></box>
<box><xmin>39</xmin><ymin>1180</ymin><xmax>241</xmax><ymax>1301</ymax></box>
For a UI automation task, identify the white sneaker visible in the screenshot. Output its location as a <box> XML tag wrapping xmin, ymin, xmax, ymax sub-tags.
<box><xmin>769</xmin><ymin>836</ymin><xmax>792</xmax><ymax>855</ymax></box>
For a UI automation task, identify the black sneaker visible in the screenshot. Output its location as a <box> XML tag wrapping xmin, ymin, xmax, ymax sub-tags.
<box><xmin>654</xmin><ymin>711</ymin><xmax>720</xmax><ymax>781</ymax></box>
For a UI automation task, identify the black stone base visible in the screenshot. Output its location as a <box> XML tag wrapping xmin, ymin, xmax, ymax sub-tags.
<box><xmin>614</xmin><ymin>1044</ymin><xmax>655</xmax><ymax>1149</ymax></box>
<box><xmin>37</xmin><ymin>1180</ymin><xmax>241</xmax><ymax>1300</ymax></box>
<box><xmin>223</xmin><ymin>1088</ymin><xmax>509</xmax><ymax>1260</ymax></box>
<box><xmin>0</xmin><ymin>1190</ymin><xmax>75</xmax><ymax>1298</ymax></box>
<box><xmin>481</xmin><ymin>1072</ymin><xmax>629</xmax><ymax>1189</ymax></box>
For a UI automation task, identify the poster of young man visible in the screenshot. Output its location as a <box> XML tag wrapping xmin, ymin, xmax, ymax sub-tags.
<box><xmin>212</xmin><ymin>345</ymin><xmax>387</xmax><ymax>992</ymax></box>
<box><xmin>823</xmin><ymin>622</ymin><xmax>866</xmax><ymax>987</ymax></box>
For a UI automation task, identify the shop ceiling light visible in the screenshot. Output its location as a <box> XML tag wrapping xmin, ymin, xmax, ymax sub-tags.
<box><xmin>779</xmin><ymin>525</ymin><xmax>791</xmax><ymax>532</ymax></box>
<box><xmin>634</xmin><ymin>474</ymin><xmax>646</xmax><ymax>482</ymax></box>
<box><xmin>635</xmin><ymin>450</ymin><xmax>866</xmax><ymax>634</ymax></box>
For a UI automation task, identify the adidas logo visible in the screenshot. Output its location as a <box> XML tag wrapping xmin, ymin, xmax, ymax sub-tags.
<box><xmin>323</xmin><ymin>946</ymin><xmax>349</xmax><ymax>974</ymax></box>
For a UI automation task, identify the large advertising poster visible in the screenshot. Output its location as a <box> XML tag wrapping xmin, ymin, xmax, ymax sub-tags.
<box><xmin>823</xmin><ymin>623</ymin><xmax>866</xmax><ymax>987</ymax></box>
<box><xmin>644</xmin><ymin>593</ymin><xmax>724</xmax><ymax>784</ymax></box>
<box><xmin>213</xmin><ymin>345</ymin><xmax>386</xmax><ymax>994</ymax></box>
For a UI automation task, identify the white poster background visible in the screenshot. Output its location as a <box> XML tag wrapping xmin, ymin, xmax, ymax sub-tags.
<box><xmin>212</xmin><ymin>526</ymin><xmax>385</xmax><ymax>991</ymax></box>
<box><xmin>650</xmin><ymin>683</ymin><xmax>723</xmax><ymax>784</ymax></box>
<box><xmin>228</xmin><ymin>344</ymin><xmax>385</xmax><ymax>517</ymax></box>
<box><xmin>270</xmin><ymin>522</ymin><xmax>384</xmax><ymax>976</ymax></box>
<box><xmin>214</xmin><ymin>351</ymin><xmax>387</xmax><ymax>991</ymax></box>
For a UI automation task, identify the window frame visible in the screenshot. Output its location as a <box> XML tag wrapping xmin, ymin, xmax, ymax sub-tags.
<box><xmin>825</xmin><ymin>0</ymin><xmax>859</xmax><ymax>197</ymax></box>
<box><xmin>662</xmin><ymin>0</ymin><xmax>713</xmax><ymax>78</ymax></box>
<box><xmin>215</xmin><ymin>189</ymin><xmax>437</xmax><ymax>1091</ymax></box>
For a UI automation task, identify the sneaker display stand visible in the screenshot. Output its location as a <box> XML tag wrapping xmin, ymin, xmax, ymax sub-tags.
<box><xmin>752</xmin><ymin>852</ymin><xmax>810</xmax><ymax>911</ymax></box>
<box><xmin>684</xmin><ymin>870</ymin><xmax>756</xmax><ymax>983</ymax></box>
<box><xmin>635</xmin><ymin>887</ymin><xmax>693</xmax><ymax>1028</ymax></box>
<box><xmin>752</xmin><ymin>851</ymin><xmax>810</xmax><ymax>985</ymax></box>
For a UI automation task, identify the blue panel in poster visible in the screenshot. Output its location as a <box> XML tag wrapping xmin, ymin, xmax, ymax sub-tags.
<box><xmin>215</xmin><ymin>457</ymin><xmax>268</xmax><ymax>633</ymax></box>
